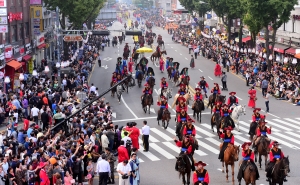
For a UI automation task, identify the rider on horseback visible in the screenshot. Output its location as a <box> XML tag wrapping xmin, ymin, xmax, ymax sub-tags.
<box><xmin>174</xmin><ymin>136</ymin><xmax>196</xmax><ymax>171</ymax></box>
<box><xmin>252</xmin><ymin>108</ymin><xmax>266</xmax><ymax>122</ymax></box>
<box><xmin>116</xmin><ymin>73</ymin><xmax>122</xmax><ymax>82</ymax></box>
<box><xmin>115</xmin><ymin>61</ymin><xmax>122</xmax><ymax>74</ymax></box>
<box><xmin>265</xmin><ymin>141</ymin><xmax>287</xmax><ymax>182</ymax></box>
<box><xmin>213</xmin><ymin>102</ymin><xmax>222</xmax><ymax>113</ymax></box>
<box><xmin>183</xmin><ymin>118</ymin><xmax>196</xmax><ymax>137</ymax></box>
<box><xmin>192</xmin><ymin>88</ymin><xmax>203</xmax><ymax>110</ymax></box>
<box><xmin>156</xmin><ymin>45</ymin><xmax>161</xmax><ymax>58</ymax></box>
<box><xmin>122</xmin><ymin>57</ymin><xmax>127</xmax><ymax>70</ymax></box>
<box><xmin>160</xmin><ymin>77</ymin><xmax>168</xmax><ymax>97</ymax></box>
<box><xmin>198</xmin><ymin>76</ymin><xmax>209</xmax><ymax>98</ymax></box>
<box><xmin>124</xmin><ymin>43</ymin><xmax>129</xmax><ymax>52</ymax></box>
<box><xmin>141</xmin><ymin>83</ymin><xmax>153</xmax><ymax>105</ymax></box>
<box><xmin>172</xmin><ymin>63</ymin><xmax>179</xmax><ymax>78</ymax></box>
<box><xmin>157</xmin><ymin>96</ymin><xmax>168</xmax><ymax>120</ymax></box>
<box><xmin>218</xmin><ymin>126</ymin><xmax>235</xmax><ymax>162</ymax></box>
<box><xmin>252</xmin><ymin>121</ymin><xmax>271</xmax><ymax>151</ymax></box>
<box><xmin>178</xmin><ymin>84</ymin><xmax>187</xmax><ymax>96</ymax></box>
<box><xmin>220</xmin><ymin>104</ymin><xmax>235</xmax><ymax>129</ymax></box>
<box><xmin>176</xmin><ymin>97</ymin><xmax>187</xmax><ymax>113</ymax></box>
<box><xmin>179</xmin><ymin>68</ymin><xmax>190</xmax><ymax>84</ymax></box>
<box><xmin>211</xmin><ymin>83</ymin><xmax>221</xmax><ymax>102</ymax></box>
<box><xmin>237</xmin><ymin>142</ymin><xmax>260</xmax><ymax>184</ymax></box>
<box><xmin>111</xmin><ymin>72</ymin><xmax>117</xmax><ymax>85</ymax></box>
<box><xmin>193</xmin><ymin>161</ymin><xmax>210</xmax><ymax>185</ymax></box>
<box><xmin>227</xmin><ymin>92</ymin><xmax>238</xmax><ymax>110</ymax></box>
<box><xmin>122</xmin><ymin>66</ymin><xmax>129</xmax><ymax>77</ymax></box>
<box><xmin>135</xmin><ymin>63</ymin><xmax>144</xmax><ymax>79</ymax></box>
<box><xmin>146</xmin><ymin>72</ymin><xmax>155</xmax><ymax>84</ymax></box>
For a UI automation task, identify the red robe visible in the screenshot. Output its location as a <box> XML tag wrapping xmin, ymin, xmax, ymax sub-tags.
<box><xmin>39</xmin><ymin>169</ymin><xmax>50</xmax><ymax>185</ymax></box>
<box><xmin>193</xmin><ymin>170</ymin><xmax>210</xmax><ymax>185</ymax></box>
<box><xmin>128</xmin><ymin>61</ymin><xmax>134</xmax><ymax>73</ymax></box>
<box><xmin>182</xmin><ymin>125</ymin><xmax>196</xmax><ymax>136</ymax></box>
<box><xmin>242</xmin><ymin>150</ymin><xmax>255</xmax><ymax>161</ymax></box>
<box><xmin>159</xmin><ymin>58</ymin><xmax>164</xmax><ymax>71</ymax></box>
<box><xmin>214</xmin><ymin>63</ymin><xmax>222</xmax><ymax>77</ymax></box>
<box><xmin>129</xmin><ymin>126</ymin><xmax>140</xmax><ymax>149</ymax></box>
<box><xmin>256</xmin><ymin>126</ymin><xmax>271</xmax><ymax>137</ymax></box>
<box><xmin>248</xmin><ymin>89</ymin><xmax>256</xmax><ymax>108</ymax></box>
<box><xmin>269</xmin><ymin>148</ymin><xmax>284</xmax><ymax>162</ymax></box>
<box><xmin>118</xmin><ymin>145</ymin><xmax>129</xmax><ymax>163</ymax></box>
<box><xmin>194</xmin><ymin>93</ymin><xmax>203</xmax><ymax>100</ymax></box>
<box><xmin>219</xmin><ymin>133</ymin><xmax>235</xmax><ymax>145</ymax></box>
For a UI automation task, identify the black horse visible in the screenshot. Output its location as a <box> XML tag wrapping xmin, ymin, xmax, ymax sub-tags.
<box><xmin>193</xmin><ymin>100</ymin><xmax>204</xmax><ymax>122</ymax></box>
<box><xmin>176</xmin><ymin>154</ymin><xmax>192</xmax><ymax>185</ymax></box>
<box><xmin>269</xmin><ymin>157</ymin><xmax>290</xmax><ymax>185</ymax></box>
<box><xmin>207</xmin><ymin>95</ymin><xmax>226</xmax><ymax>114</ymax></box>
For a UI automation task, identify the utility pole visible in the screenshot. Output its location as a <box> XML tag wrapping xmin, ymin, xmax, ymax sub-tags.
<box><xmin>56</xmin><ymin>7</ymin><xmax>61</xmax><ymax>86</ymax></box>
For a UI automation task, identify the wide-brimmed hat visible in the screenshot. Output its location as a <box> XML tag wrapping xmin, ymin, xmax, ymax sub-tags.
<box><xmin>144</xmin><ymin>83</ymin><xmax>149</xmax><ymax>87</ymax></box>
<box><xmin>200</xmin><ymin>76</ymin><xmax>205</xmax><ymax>79</ymax></box>
<box><xmin>180</xmin><ymin>84</ymin><xmax>185</xmax><ymax>88</ymax></box>
<box><xmin>260</xmin><ymin>121</ymin><xmax>267</xmax><ymax>125</ymax></box>
<box><xmin>222</xmin><ymin>104</ymin><xmax>229</xmax><ymax>108</ymax></box>
<box><xmin>214</xmin><ymin>83</ymin><xmax>219</xmax><ymax>85</ymax></box>
<box><xmin>195</xmin><ymin>88</ymin><xmax>201</xmax><ymax>91</ymax></box>
<box><xmin>229</xmin><ymin>92</ymin><xmax>236</xmax><ymax>95</ymax></box>
<box><xmin>241</xmin><ymin>142</ymin><xmax>252</xmax><ymax>149</ymax></box>
<box><xmin>194</xmin><ymin>161</ymin><xmax>207</xmax><ymax>167</ymax></box>
<box><xmin>178</xmin><ymin>97</ymin><xmax>186</xmax><ymax>102</ymax></box>
<box><xmin>224</xmin><ymin>126</ymin><xmax>233</xmax><ymax>131</ymax></box>
<box><xmin>270</xmin><ymin>141</ymin><xmax>280</xmax><ymax>148</ymax></box>
<box><xmin>161</xmin><ymin>77</ymin><xmax>166</xmax><ymax>80</ymax></box>
<box><xmin>253</xmin><ymin>108</ymin><xmax>261</xmax><ymax>113</ymax></box>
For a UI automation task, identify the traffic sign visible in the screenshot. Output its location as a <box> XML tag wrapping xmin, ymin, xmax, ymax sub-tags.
<box><xmin>63</xmin><ymin>35</ymin><xmax>83</xmax><ymax>42</ymax></box>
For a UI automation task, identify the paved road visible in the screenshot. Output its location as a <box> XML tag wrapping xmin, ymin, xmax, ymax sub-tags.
<box><xmin>90</xmin><ymin>20</ymin><xmax>300</xmax><ymax>185</ymax></box>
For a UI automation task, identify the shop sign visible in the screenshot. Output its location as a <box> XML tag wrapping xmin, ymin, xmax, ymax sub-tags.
<box><xmin>20</xmin><ymin>46</ymin><xmax>25</xmax><ymax>55</ymax></box>
<box><xmin>30</xmin><ymin>0</ymin><xmax>41</xmax><ymax>4</ymax></box>
<box><xmin>9</xmin><ymin>12</ymin><xmax>23</xmax><ymax>22</ymax></box>
<box><xmin>0</xmin><ymin>8</ymin><xmax>6</xmax><ymax>16</ymax></box>
<box><xmin>25</xmin><ymin>43</ymin><xmax>32</xmax><ymax>54</ymax></box>
<box><xmin>0</xmin><ymin>0</ymin><xmax>7</xmax><ymax>7</ymax></box>
<box><xmin>28</xmin><ymin>60</ymin><xmax>34</xmax><ymax>73</ymax></box>
<box><xmin>293</xmin><ymin>15</ymin><xmax>300</xmax><ymax>21</ymax></box>
<box><xmin>4</xmin><ymin>46</ymin><xmax>12</xmax><ymax>58</ymax></box>
<box><xmin>13</xmin><ymin>45</ymin><xmax>20</xmax><ymax>55</ymax></box>
<box><xmin>36</xmin><ymin>33</ymin><xmax>45</xmax><ymax>46</ymax></box>
<box><xmin>0</xmin><ymin>16</ymin><xmax>7</xmax><ymax>24</ymax></box>
<box><xmin>33</xmin><ymin>18</ymin><xmax>40</xmax><ymax>35</ymax></box>
<box><xmin>0</xmin><ymin>25</ymin><xmax>8</xmax><ymax>32</ymax></box>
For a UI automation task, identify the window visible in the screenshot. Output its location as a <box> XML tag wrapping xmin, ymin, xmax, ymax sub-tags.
<box><xmin>19</xmin><ymin>23</ymin><xmax>23</xmax><ymax>40</ymax></box>
<box><xmin>11</xmin><ymin>25</ymin><xmax>17</xmax><ymax>42</ymax></box>
<box><xmin>25</xmin><ymin>22</ymin><xmax>29</xmax><ymax>38</ymax></box>
<box><xmin>10</xmin><ymin>0</ymin><xmax>14</xmax><ymax>6</ymax></box>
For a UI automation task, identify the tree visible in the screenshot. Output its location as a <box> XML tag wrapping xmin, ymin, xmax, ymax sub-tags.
<box><xmin>243</xmin><ymin>12</ymin><xmax>264</xmax><ymax>48</ymax></box>
<box><xmin>193</xmin><ymin>0</ymin><xmax>212</xmax><ymax>30</ymax></box>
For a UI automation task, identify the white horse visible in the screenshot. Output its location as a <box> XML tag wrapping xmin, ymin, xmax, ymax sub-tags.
<box><xmin>171</xmin><ymin>93</ymin><xmax>191</xmax><ymax>108</ymax></box>
<box><xmin>157</xmin><ymin>88</ymin><xmax>172</xmax><ymax>102</ymax></box>
<box><xmin>230</xmin><ymin>105</ymin><xmax>246</xmax><ymax>132</ymax></box>
<box><xmin>116</xmin><ymin>84</ymin><xmax>123</xmax><ymax>103</ymax></box>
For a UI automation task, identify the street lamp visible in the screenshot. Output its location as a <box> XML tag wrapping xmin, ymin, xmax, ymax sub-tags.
<box><xmin>19</xmin><ymin>73</ymin><xmax>24</xmax><ymax>81</ymax></box>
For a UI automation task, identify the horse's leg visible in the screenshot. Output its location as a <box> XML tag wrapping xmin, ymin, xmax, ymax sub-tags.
<box><xmin>231</xmin><ymin>164</ymin><xmax>235</xmax><ymax>184</ymax></box>
<box><xmin>222</xmin><ymin>161</ymin><xmax>224</xmax><ymax>173</ymax></box>
<box><xmin>149</xmin><ymin>105</ymin><xmax>151</xmax><ymax>114</ymax></box>
<box><xmin>264</xmin><ymin>155</ymin><xmax>268</xmax><ymax>170</ymax></box>
<box><xmin>225</xmin><ymin>164</ymin><xmax>229</xmax><ymax>182</ymax></box>
<box><xmin>259</xmin><ymin>154</ymin><xmax>262</xmax><ymax>169</ymax></box>
<box><xmin>254</xmin><ymin>150</ymin><xmax>257</xmax><ymax>163</ymax></box>
<box><xmin>182</xmin><ymin>173</ymin><xmax>186</xmax><ymax>185</ymax></box>
<box><xmin>237</xmin><ymin>117</ymin><xmax>240</xmax><ymax>132</ymax></box>
<box><xmin>199</xmin><ymin>111</ymin><xmax>202</xmax><ymax>123</ymax></box>
<box><xmin>187</xmin><ymin>171</ymin><xmax>191</xmax><ymax>185</ymax></box>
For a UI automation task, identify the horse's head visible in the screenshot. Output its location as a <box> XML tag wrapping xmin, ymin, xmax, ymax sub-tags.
<box><xmin>228</xmin><ymin>144</ymin><xmax>240</xmax><ymax>161</ymax></box>
<box><xmin>176</xmin><ymin>156</ymin><xmax>187</xmax><ymax>173</ymax></box>
<box><xmin>219</xmin><ymin>95</ymin><xmax>226</xmax><ymax>104</ymax></box>
<box><xmin>162</xmin><ymin>50</ymin><xmax>167</xmax><ymax>55</ymax></box>
<box><xmin>283</xmin><ymin>156</ymin><xmax>290</xmax><ymax>174</ymax></box>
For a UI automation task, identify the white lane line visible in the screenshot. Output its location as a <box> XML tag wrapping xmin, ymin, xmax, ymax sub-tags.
<box><xmin>235</xmin><ymin>135</ymin><xmax>251</xmax><ymax>142</ymax></box>
<box><xmin>208</xmin><ymin>76</ymin><xmax>213</xmax><ymax>80</ymax></box>
<box><xmin>234</xmin><ymin>122</ymin><xmax>251</xmax><ymax>132</ymax></box>
<box><xmin>121</xmin><ymin>96</ymin><xmax>138</xmax><ymax>118</ymax></box>
<box><xmin>180</xmin><ymin>53</ymin><xmax>182</xmax><ymax>55</ymax></box>
<box><xmin>139</xmin><ymin>158</ymin><xmax>144</xmax><ymax>163</ymax></box>
<box><xmin>286</xmin><ymin>132</ymin><xmax>300</xmax><ymax>139</ymax></box>
<box><xmin>165</xmin><ymin>127</ymin><xmax>177</xmax><ymax>136</ymax></box>
<box><xmin>168</xmin><ymin>104</ymin><xmax>176</xmax><ymax>113</ymax></box>
<box><xmin>139</xmin><ymin>129</ymin><xmax>159</xmax><ymax>142</ymax></box>
<box><xmin>167</xmin><ymin>44</ymin><xmax>169</xmax><ymax>45</ymax></box>
<box><xmin>163</xmin><ymin>142</ymin><xmax>180</xmax><ymax>153</ymax></box>
<box><xmin>151</xmin><ymin>128</ymin><xmax>173</xmax><ymax>141</ymax></box>
<box><xmin>154</xmin><ymin>62</ymin><xmax>159</xmax><ymax>68</ymax></box>
<box><xmin>185</xmin><ymin>57</ymin><xmax>188</xmax><ymax>60</ymax></box>
<box><xmin>268</xmin><ymin>135</ymin><xmax>300</xmax><ymax>149</ymax></box>
<box><xmin>284</xmin><ymin>118</ymin><xmax>300</xmax><ymax>126</ymax></box>
<box><xmin>194</xmin><ymin>148</ymin><xmax>208</xmax><ymax>156</ymax></box>
<box><xmin>171</xmin><ymin>46</ymin><xmax>173</xmax><ymax>48</ymax></box>
<box><xmin>267</xmin><ymin>113</ymin><xmax>280</xmax><ymax>118</ymax></box>
<box><xmin>194</xmin><ymin>125</ymin><xmax>215</xmax><ymax>137</ymax></box>
<box><xmin>138</xmin><ymin>143</ymin><xmax>160</xmax><ymax>161</ymax></box>
<box><xmin>265</xmin><ymin>120</ymin><xmax>293</xmax><ymax>131</ymax></box>
<box><xmin>149</xmin><ymin>143</ymin><xmax>175</xmax><ymax>159</ymax></box>
<box><xmin>154</xmin><ymin>89</ymin><xmax>159</xmax><ymax>95</ymax></box>
<box><xmin>196</xmin><ymin>139</ymin><xmax>219</xmax><ymax>154</ymax></box>
<box><xmin>205</xmin><ymin>137</ymin><xmax>221</xmax><ymax>146</ymax></box>
<box><xmin>272</xmin><ymin>119</ymin><xmax>300</xmax><ymax>130</ymax></box>
<box><xmin>198</xmin><ymin>69</ymin><xmax>203</xmax><ymax>72</ymax></box>
<box><xmin>235</xmin><ymin>96</ymin><xmax>243</xmax><ymax>100</ymax></box>
<box><xmin>246</xmin><ymin>120</ymin><xmax>281</xmax><ymax>132</ymax></box>
<box><xmin>272</xmin><ymin>132</ymin><xmax>300</xmax><ymax>144</ymax></box>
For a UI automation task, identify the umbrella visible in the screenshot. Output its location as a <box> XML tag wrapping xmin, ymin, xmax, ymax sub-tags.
<box><xmin>136</xmin><ymin>47</ymin><xmax>153</xmax><ymax>53</ymax></box>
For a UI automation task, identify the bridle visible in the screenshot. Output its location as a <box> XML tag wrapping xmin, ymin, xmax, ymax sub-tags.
<box><xmin>177</xmin><ymin>156</ymin><xmax>186</xmax><ymax>171</ymax></box>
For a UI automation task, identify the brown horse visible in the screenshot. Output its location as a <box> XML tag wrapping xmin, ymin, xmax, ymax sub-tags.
<box><xmin>176</xmin><ymin>154</ymin><xmax>192</xmax><ymax>185</ymax></box>
<box><xmin>221</xmin><ymin>144</ymin><xmax>240</xmax><ymax>184</ymax></box>
<box><xmin>147</xmin><ymin>77</ymin><xmax>155</xmax><ymax>90</ymax></box>
<box><xmin>150</xmin><ymin>50</ymin><xmax>167</xmax><ymax>61</ymax></box>
<box><xmin>142</xmin><ymin>94</ymin><xmax>152</xmax><ymax>114</ymax></box>
<box><xmin>193</xmin><ymin>100</ymin><xmax>204</xmax><ymax>122</ymax></box>
<box><xmin>269</xmin><ymin>157</ymin><xmax>290</xmax><ymax>185</ymax></box>
<box><xmin>167</xmin><ymin>67</ymin><xmax>174</xmax><ymax>80</ymax></box>
<box><xmin>211</xmin><ymin>112</ymin><xmax>221</xmax><ymax>137</ymax></box>
<box><xmin>180</xmin><ymin>76</ymin><xmax>190</xmax><ymax>88</ymax></box>
<box><xmin>254</xmin><ymin>135</ymin><xmax>269</xmax><ymax>169</ymax></box>
<box><xmin>158</xmin><ymin>109</ymin><xmax>171</xmax><ymax>129</ymax></box>
<box><xmin>110</xmin><ymin>81</ymin><xmax>117</xmax><ymax>97</ymax></box>
<box><xmin>207</xmin><ymin>94</ymin><xmax>226</xmax><ymax>114</ymax></box>
<box><xmin>240</xmin><ymin>161</ymin><xmax>257</xmax><ymax>185</ymax></box>
<box><xmin>136</xmin><ymin>73</ymin><xmax>143</xmax><ymax>88</ymax></box>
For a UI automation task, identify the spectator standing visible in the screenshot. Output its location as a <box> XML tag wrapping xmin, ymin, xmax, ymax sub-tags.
<box><xmin>261</xmin><ymin>78</ymin><xmax>269</xmax><ymax>96</ymax></box>
<box><xmin>30</xmin><ymin>104</ymin><xmax>39</xmax><ymax>124</ymax></box>
<box><xmin>118</xmin><ymin>140</ymin><xmax>129</xmax><ymax>163</ymax></box>
<box><xmin>264</xmin><ymin>91</ymin><xmax>270</xmax><ymax>112</ymax></box>
<box><xmin>221</xmin><ymin>72</ymin><xmax>227</xmax><ymax>90</ymax></box>
<box><xmin>101</xmin><ymin>131</ymin><xmax>109</xmax><ymax>152</ymax></box>
<box><xmin>95</xmin><ymin>154</ymin><xmax>110</xmax><ymax>185</ymax></box>
<box><xmin>117</xmin><ymin>160</ymin><xmax>131</xmax><ymax>185</ymax></box>
<box><xmin>142</xmin><ymin>120</ymin><xmax>150</xmax><ymax>152</ymax></box>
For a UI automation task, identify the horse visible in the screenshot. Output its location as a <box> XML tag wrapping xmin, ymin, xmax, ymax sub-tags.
<box><xmin>248</xmin><ymin>120</ymin><xmax>264</xmax><ymax>141</ymax></box>
<box><xmin>136</xmin><ymin>73</ymin><xmax>143</xmax><ymax>88</ymax></box>
<box><xmin>150</xmin><ymin>50</ymin><xmax>167</xmax><ymax>62</ymax></box>
<box><xmin>211</xmin><ymin>112</ymin><xmax>221</xmax><ymax>137</ymax></box>
<box><xmin>158</xmin><ymin>109</ymin><xmax>171</xmax><ymax>129</ymax></box>
<box><xmin>221</xmin><ymin>144</ymin><xmax>240</xmax><ymax>184</ymax></box>
<box><xmin>180</xmin><ymin>76</ymin><xmax>190</xmax><ymax>88</ymax></box>
<box><xmin>241</xmin><ymin>161</ymin><xmax>257</xmax><ymax>185</ymax></box>
<box><xmin>207</xmin><ymin>94</ymin><xmax>226</xmax><ymax>114</ymax></box>
<box><xmin>157</xmin><ymin>88</ymin><xmax>172</xmax><ymax>102</ymax></box>
<box><xmin>132</xmin><ymin>52</ymin><xmax>140</xmax><ymax>62</ymax></box>
<box><xmin>171</xmin><ymin>93</ymin><xmax>192</xmax><ymax>109</ymax></box>
<box><xmin>116</xmin><ymin>84</ymin><xmax>123</xmax><ymax>103</ymax></box>
<box><xmin>230</xmin><ymin>105</ymin><xmax>246</xmax><ymax>132</ymax></box>
<box><xmin>176</xmin><ymin>154</ymin><xmax>192</xmax><ymax>185</ymax></box>
<box><xmin>142</xmin><ymin>94</ymin><xmax>152</xmax><ymax>114</ymax></box>
<box><xmin>110</xmin><ymin>81</ymin><xmax>117</xmax><ymax>97</ymax></box>
<box><xmin>255</xmin><ymin>135</ymin><xmax>269</xmax><ymax>169</ymax></box>
<box><xmin>147</xmin><ymin>77</ymin><xmax>155</xmax><ymax>90</ymax></box>
<box><xmin>158</xmin><ymin>40</ymin><xmax>164</xmax><ymax>48</ymax></box>
<box><xmin>167</xmin><ymin>67</ymin><xmax>174</xmax><ymax>80</ymax></box>
<box><xmin>123</xmin><ymin>50</ymin><xmax>130</xmax><ymax>59</ymax></box>
<box><xmin>173</xmin><ymin>71</ymin><xmax>179</xmax><ymax>85</ymax></box>
<box><xmin>193</xmin><ymin>100</ymin><xmax>204</xmax><ymax>122</ymax></box>
<box><xmin>112</xmin><ymin>38</ymin><xmax>118</xmax><ymax>47</ymax></box>
<box><xmin>269</xmin><ymin>156</ymin><xmax>290</xmax><ymax>185</ymax></box>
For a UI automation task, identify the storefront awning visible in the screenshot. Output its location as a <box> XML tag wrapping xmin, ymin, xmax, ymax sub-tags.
<box><xmin>242</xmin><ymin>36</ymin><xmax>251</xmax><ymax>43</ymax></box>
<box><xmin>6</xmin><ymin>60</ymin><xmax>22</xmax><ymax>70</ymax></box>
<box><xmin>22</xmin><ymin>55</ymin><xmax>32</xmax><ymax>61</ymax></box>
<box><xmin>37</xmin><ymin>43</ymin><xmax>46</xmax><ymax>49</ymax></box>
<box><xmin>285</xmin><ymin>47</ymin><xmax>300</xmax><ymax>55</ymax></box>
<box><xmin>295</xmin><ymin>53</ymin><xmax>300</xmax><ymax>59</ymax></box>
<box><xmin>269</xmin><ymin>44</ymin><xmax>290</xmax><ymax>54</ymax></box>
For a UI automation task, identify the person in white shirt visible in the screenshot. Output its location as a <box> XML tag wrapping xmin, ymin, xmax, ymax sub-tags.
<box><xmin>116</xmin><ymin>160</ymin><xmax>132</xmax><ymax>185</ymax></box>
<box><xmin>95</xmin><ymin>154</ymin><xmax>111</xmax><ymax>185</ymax></box>
<box><xmin>121</xmin><ymin>131</ymin><xmax>131</xmax><ymax>147</ymax></box>
<box><xmin>31</xmin><ymin>105</ymin><xmax>39</xmax><ymax>124</ymax></box>
<box><xmin>142</xmin><ymin>120</ymin><xmax>150</xmax><ymax>152</ymax></box>
<box><xmin>90</xmin><ymin>84</ymin><xmax>96</xmax><ymax>93</ymax></box>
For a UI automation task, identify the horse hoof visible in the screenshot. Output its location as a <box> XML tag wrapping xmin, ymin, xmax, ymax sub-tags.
<box><xmin>222</xmin><ymin>170</ymin><xmax>224</xmax><ymax>173</ymax></box>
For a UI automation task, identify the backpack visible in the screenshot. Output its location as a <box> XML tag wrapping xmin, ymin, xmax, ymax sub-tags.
<box><xmin>126</xmin><ymin>139</ymin><xmax>132</xmax><ymax>148</ymax></box>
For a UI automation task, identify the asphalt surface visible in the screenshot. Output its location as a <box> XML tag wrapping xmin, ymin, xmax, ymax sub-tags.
<box><xmin>90</xmin><ymin>19</ymin><xmax>300</xmax><ymax>185</ymax></box>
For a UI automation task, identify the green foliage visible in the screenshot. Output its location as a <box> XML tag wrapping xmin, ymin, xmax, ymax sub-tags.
<box><xmin>193</xmin><ymin>0</ymin><xmax>211</xmax><ymax>17</ymax></box>
<box><xmin>44</xmin><ymin>0</ymin><xmax>105</xmax><ymax>29</ymax></box>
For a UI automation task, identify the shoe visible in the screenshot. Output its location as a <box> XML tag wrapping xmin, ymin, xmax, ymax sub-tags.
<box><xmin>283</xmin><ymin>178</ymin><xmax>287</xmax><ymax>182</ymax></box>
<box><xmin>266</xmin><ymin>178</ymin><xmax>270</xmax><ymax>182</ymax></box>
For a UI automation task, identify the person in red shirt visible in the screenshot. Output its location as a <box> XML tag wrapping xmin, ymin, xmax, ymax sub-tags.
<box><xmin>160</xmin><ymin>77</ymin><xmax>168</xmax><ymax>97</ymax></box>
<box><xmin>174</xmin><ymin>136</ymin><xmax>195</xmax><ymax>171</ymax></box>
<box><xmin>111</xmin><ymin>72</ymin><xmax>117</xmax><ymax>84</ymax></box>
<box><xmin>220</xmin><ymin>104</ymin><xmax>235</xmax><ymax>129</ymax></box>
<box><xmin>198</xmin><ymin>76</ymin><xmax>209</xmax><ymax>98</ymax></box>
<box><xmin>39</xmin><ymin>162</ymin><xmax>50</xmax><ymax>185</ymax></box>
<box><xmin>23</xmin><ymin>116</ymin><xmax>30</xmax><ymax>131</ymax></box>
<box><xmin>193</xmin><ymin>88</ymin><xmax>203</xmax><ymax>101</ymax></box>
<box><xmin>141</xmin><ymin>83</ymin><xmax>153</xmax><ymax>105</ymax></box>
<box><xmin>227</xmin><ymin>92</ymin><xmax>238</xmax><ymax>109</ymax></box>
<box><xmin>176</xmin><ymin>108</ymin><xmax>188</xmax><ymax>140</ymax></box>
<box><xmin>157</xmin><ymin>96</ymin><xmax>168</xmax><ymax>120</ymax></box>
<box><xmin>193</xmin><ymin>161</ymin><xmax>210</xmax><ymax>185</ymax></box>
<box><xmin>212</xmin><ymin>102</ymin><xmax>222</xmax><ymax>113</ymax></box>
<box><xmin>118</xmin><ymin>140</ymin><xmax>129</xmax><ymax>163</ymax></box>
<box><xmin>253</xmin><ymin>121</ymin><xmax>271</xmax><ymax>151</ymax></box>
<box><xmin>237</xmin><ymin>142</ymin><xmax>259</xmax><ymax>183</ymax></box>
<box><xmin>182</xmin><ymin>117</ymin><xmax>196</xmax><ymax>137</ymax></box>
<box><xmin>178</xmin><ymin>84</ymin><xmax>186</xmax><ymax>95</ymax></box>
<box><xmin>249</xmin><ymin>108</ymin><xmax>266</xmax><ymax>136</ymax></box>
<box><xmin>266</xmin><ymin>141</ymin><xmax>287</xmax><ymax>182</ymax></box>
<box><xmin>211</xmin><ymin>83</ymin><xmax>221</xmax><ymax>103</ymax></box>
<box><xmin>218</xmin><ymin>126</ymin><xmax>235</xmax><ymax>162</ymax></box>
<box><xmin>176</xmin><ymin>97</ymin><xmax>187</xmax><ymax>113</ymax></box>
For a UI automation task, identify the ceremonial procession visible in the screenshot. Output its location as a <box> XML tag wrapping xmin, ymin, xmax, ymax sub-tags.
<box><xmin>0</xmin><ymin>0</ymin><xmax>299</xmax><ymax>185</ymax></box>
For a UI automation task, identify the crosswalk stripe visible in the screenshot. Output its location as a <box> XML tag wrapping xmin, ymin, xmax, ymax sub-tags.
<box><xmin>235</xmin><ymin>122</ymin><xmax>250</xmax><ymax>132</ymax></box>
<box><xmin>245</xmin><ymin>120</ymin><xmax>279</xmax><ymax>132</ymax></box>
<box><xmin>139</xmin><ymin>158</ymin><xmax>144</xmax><ymax>163</ymax></box>
<box><xmin>235</xmin><ymin>135</ymin><xmax>251</xmax><ymax>142</ymax></box>
<box><xmin>194</xmin><ymin>149</ymin><xmax>208</xmax><ymax>156</ymax></box>
<box><xmin>205</xmin><ymin>137</ymin><xmax>221</xmax><ymax>146</ymax></box>
<box><xmin>139</xmin><ymin>129</ymin><xmax>159</xmax><ymax>142</ymax></box>
<box><xmin>162</xmin><ymin>141</ymin><xmax>180</xmax><ymax>153</ymax></box>
<box><xmin>267</xmin><ymin>135</ymin><xmax>296</xmax><ymax>149</ymax></box>
<box><xmin>265</xmin><ymin>120</ymin><xmax>293</xmax><ymax>131</ymax></box>
<box><xmin>197</xmin><ymin>139</ymin><xmax>219</xmax><ymax>154</ymax></box>
<box><xmin>149</xmin><ymin>143</ymin><xmax>175</xmax><ymax>159</ymax></box>
<box><xmin>272</xmin><ymin>119</ymin><xmax>300</xmax><ymax>130</ymax></box>
<box><xmin>194</xmin><ymin>125</ymin><xmax>216</xmax><ymax>137</ymax></box>
<box><xmin>151</xmin><ymin>128</ymin><xmax>173</xmax><ymax>141</ymax></box>
<box><xmin>295</xmin><ymin>118</ymin><xmax>300</xmax><ymax>121</ymax></box>
<box><xmin>286</xmin><ymin>132</ymin><xmax>300</xmax><ymax>139</ymax></box>
<box><xmin>138</xmin><ymin>145</ymin><xmax>160</xmax><ymax>161</ymax></box>
<box><xmin>168</xmin><ymin>104</ymin><xmax>176</xmax><ymax>113</ymax></box>
<box><xmin>284</xmin><ymin>118</ymin><xmax>300</xmax><ymax>126</ymax></box>
<box><xmin>272</xmin><ymin>132</ymin><xmax>300</xmax><ymax>145</ymax></box>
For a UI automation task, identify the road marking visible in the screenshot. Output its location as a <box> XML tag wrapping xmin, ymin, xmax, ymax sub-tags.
<box><xmin>139</xmin><ymin>129</ymin><xmax>159</xmax><ymax>142</ymax></box>
<box><xmin>154</xmin><ymin>62</ymin><xmax>159</xmax><ymax>68</ymax></box>
<box><xmin>197</xmin><ymin>139</ymin><xmax>219</xmax><ymax>154</ymax></box>
<box><xmin>167</xmin><ymin>44</ymin><xmax>169</xmax><ymax>45</ymax></box>
<box><xmin>171</xmin><ymin>46</ymin><xmax>173</xmax><ymax>48</ymax></box>
<box><xmin>267</xmin><ymin>113</ymin><xmax>280</xmax><ymax>118</ymax></box>
<box><xmin>234</xmin><ymin>135</ymin><xmax>251</xmax><ymax>142</ymax></box>
<box><xmin>286</xmin><ymin>132</ymin><xmax>300</xmax><ymax>139</ymax></box>
<box><xmin>185</xmin><ymin>57</ymin><xmax>188</xmax><ymax>60</ymax></box>
<box><xmin>165</xmin><ymin>127</ymin><xmax>178</xmax><ymax>136</ymax></box>
<box><xmin>163</xmin><ymin>142</ymin><xmax>180</xmax><ymax>153</ymax></box>
<box><xmin>121</xmin><ymin>96</ymin><xmax>138</xmax><ymax>118</ymax></box>
<box><xmin>284</xmin><ymin>118</ymin><xmax>300</xmax><ymax>126</ymax></box>
<box><xmin>198</xmin><ymin>69</ymin><xmax>203</xmax><ymax>72</ymax></box>
<box><xmin>239</xmin><ymin>121</ymin><xmax>279</xmax><ymax>132</ymax></box>
<box><xmin>268</xmin><ymin>135</ymin><xmax>300</xmax><ymax>149</ymax></box>
<box><xmin>265</xmin><ymin>120</ymin><xmax>293</xmax><ymax>131</ymax></box>
<box><xmin>150</xmin><ymin>143</ymin><xmax>175</xmax><ymax>159</ymax></box>
<box><xmin>151</xmin><ymin>128</ymin><xmax>173</xmax><ymax>141</ymax></box>
<box><xmin>234</xmin><ymin>121</ymin><xmax>252</xmax><ymax>132</ymax></box>
<box><xmin>138</xmin><ymin>143</ymin><xmax>160</xmax><ymax>161</ymax></box>
<box><xmin>118</xmin><ymin>50</ymin><xmax>119</xmax><ymax>52</ymax></box>
<box><xmin>217</xmin><ymin>168</ymin><xmax>223</xmax><ymax>171</ymax></box>
<box><xmin>272</xmin><ymin>132</ymin><xmax>300</xmax><ymax>144</ymax></box>
<box><xmin>235</xmin><ymin>96</ymin><xmax>243</xmax><ymax>100</ymax></box>
<box><xmin>112</xmin><ymin>112</ymin><xmax>116</xmax><ymax>118</ymax></box>
<box><xmin>208</xmin><ymin>76</ymin><xmax>213</xmax><ymax>80</ymax></box>
<box><xmin>194</xmin><ymin>125</ymin><xmax>215</xmax><ymax>137</ymax></box>
<box><xmin>272</xmin><ymin>119</ymin><xmax>300</xmax><ymax>130</ymax></box>
<box><xmin>150</xmin><ymin>108</ymin><xmax>156</xmax><ymax>114</ymax></box>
